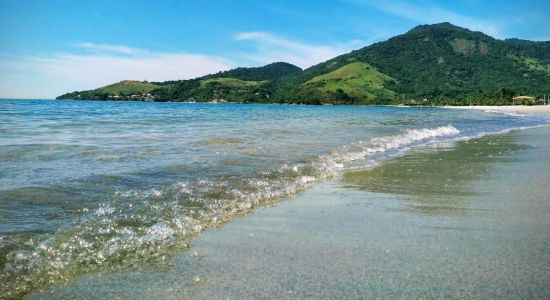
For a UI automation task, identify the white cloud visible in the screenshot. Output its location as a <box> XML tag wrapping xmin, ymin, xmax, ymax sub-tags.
<box><xmin>234</xmin><ymin>31</ymin><xmax>364</xmax><ymax>69</ymax></box>
<box><xmin>352</xmin><ymin>0</ymin><xmax>504</xmax><ymax>38</ymax></box>
<box><xmin>0</xmin><ymin>35</ymin><xmax>370</xmax><ymax>99</ymax></box>
<box><xmin>0</xmin><ymin>45</ymin><xmax>232</xmax><ymax>99</ymax></box>
<box><xmin>75</xmin><ymin>42</ymin><xmax>139</xmax><ymax>55</ymax></box>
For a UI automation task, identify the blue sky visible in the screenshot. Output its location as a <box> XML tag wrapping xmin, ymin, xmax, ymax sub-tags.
<box><xmin>1</xmin><ymin>0</ymin><xmax>549</xmax><ymax>98</ymax></box>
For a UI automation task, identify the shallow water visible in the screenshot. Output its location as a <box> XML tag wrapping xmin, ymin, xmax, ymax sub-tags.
<box><xmin>1</xmin><ymin>99</ymin><xmax>548</xmax><ymax>298</ymax></box>
<box><xmin>30</xmin><ymin>127</ymin><xmax>550</xmax><ymax>299</ymax></box>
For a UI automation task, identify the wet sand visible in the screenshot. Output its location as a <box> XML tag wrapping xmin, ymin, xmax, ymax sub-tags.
<box><xmin>449</xmin><ymin>105</ymin><xmax>550</xmax><ymax>116</ymax></box>
<box><xmin>31</xmin><ymin>126</ymin><xmax>550</xmax><ymax>299</ymax></box>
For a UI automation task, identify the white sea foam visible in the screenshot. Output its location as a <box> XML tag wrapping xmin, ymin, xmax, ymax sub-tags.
<box><xmin>370</xmin><ymin>125</ymin><xmax>460</xmax><ymax>151</ymax></box>
<box><xmin>318</xmin><ymin>125</ymin><xmax>461</xmax><ymax>172</ymax></box>
<box><xmin>5</xmin><ymin>124</ymin><xmax>537</xmax><ymax>298</ymax></box>
<box><xmin>483</xmin><ymin>109</ymin><xmax>529</xmax><ymax>117</ymax></box>
<box><xmin>95</xmin><ymin>204</ymin><xmax>115</xmax><ymax>216</ymax></box>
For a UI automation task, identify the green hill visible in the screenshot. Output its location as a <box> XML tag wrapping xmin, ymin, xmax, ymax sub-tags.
<box><xmin>301</xmin><ymin>62</ymin><xmax>396</xmax><ymax>102</ymax></box>
<box><xmin>96</xmin><ymin>80</ymin><xmax>159</xmax><ymax>95</ymax></box>
<box><xmin>201</xmin><ymin>62</ymin><xmax>302</xmax><ymax>81</ymax></box>
<box><xmin>274</xmin><ymin>22</ymin><xmax>550</xmax><ymax>105</ymax></box>
<box><xmin>58</xmin><ymin>80</ymin><xmax>161</xmax><ymax>101</ymax></box>
<box><xmin>58</xmin><ymin>62</ymin><xmax>301</xmax><ymax>102</ymax></box>
<box><xmin>147</xmin><ymin>77</ymin><xmax>271</xmax><ymax>102</ymax></box>
<box><xmin>57</xmin><ymin>23</ymin><xmax>550</xmax><ymax>105</ymax></box>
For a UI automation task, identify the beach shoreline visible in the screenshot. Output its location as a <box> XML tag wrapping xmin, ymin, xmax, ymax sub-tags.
<box><xmin>4</xmin><ymin>100</ymin><xmax>549</xmax><ymax>299</ymax></box>
<box><xmin>30</xmin><ymin>126</ymin><xmax>550</xmax><ymax>299</ymax></box>
<box><xmin>446</xmin><ymin>105</ymin><xmax>550</xmax><ymax>115</ymax></box>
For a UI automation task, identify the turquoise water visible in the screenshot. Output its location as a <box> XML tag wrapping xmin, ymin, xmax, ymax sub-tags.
<box><xmin>1</xmin><ymin>99</ymin><xmax>548</xmax><ymax>298</ymax></box>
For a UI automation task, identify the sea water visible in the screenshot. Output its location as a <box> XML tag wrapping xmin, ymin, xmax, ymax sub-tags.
<box><xmin>1</xmin><ymin>99</ymin><xmax>548</xmax><ymax>298</ymax></box>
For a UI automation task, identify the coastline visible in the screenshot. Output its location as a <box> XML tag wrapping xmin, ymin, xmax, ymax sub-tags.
<box><xmin>31</xmin><ymin>125</ymin><xmax>550</xmax><ymax>299</ymax></box>
<box><xmin>447</xmin><ymin>105</ymin><xmax>550</xmax><ymax>116</ymax></box>
<box><xmin>10</xmin><ymin>98</ymin><xmax>550</xmax><ymax>116</ymax></box>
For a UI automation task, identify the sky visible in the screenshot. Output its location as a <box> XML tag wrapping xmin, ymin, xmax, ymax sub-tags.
<box><xmin>1</xmin><ymin>0</ymin><xmax>549</xmax><ymax>99</ymax></box>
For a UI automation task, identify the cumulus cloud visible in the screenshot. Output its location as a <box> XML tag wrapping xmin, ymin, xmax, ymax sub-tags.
<box><xmin>234</xmin><ymin>31</ymin><xmax>364</xmax><ymax>69</ymax></box>
<box><xmin>0</xmin><ymin>45</ymin><xmax>231</xmax><ymax>99</ymax></box>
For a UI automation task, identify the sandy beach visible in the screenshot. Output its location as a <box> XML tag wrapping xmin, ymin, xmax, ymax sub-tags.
<box><xmin>4</xmin><ymin>100</ymin><xmax>550</xmax><ymax>299</ymax></box>
<box><xmin>448</xmin><ymin>105</ymin><xmax>550</xmax><ymax>116</ymax></box>
<box><xmin>31</xmin><ymin>125</ymin><xmax>550</xmax><ymax>299</ymax></box>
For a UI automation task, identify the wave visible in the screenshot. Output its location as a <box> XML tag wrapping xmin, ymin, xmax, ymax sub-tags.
<box><xmin>11</xmin><ymin>123</ymin><xmax>550</xmax><ymax>297</ymax></box>
<box><xmin>2</xmin><ymin>124</ymin><xmax>525</xmax><ymax>298</ymax></box>
<box><xmin>326</xmin><ymin>125</ymin><xmax>460</xmax><ymax>165</ymax></box>
<box><xmin>483</xmin><ymin>109</ymin><xmax>529</xmax><ymax>117</ymax></box>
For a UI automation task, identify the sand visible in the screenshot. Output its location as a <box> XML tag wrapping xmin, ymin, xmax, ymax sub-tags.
<box><xmin>31</xmin><ymin>126</ymin><xmax>550</xmax><ymax>299</ymax></box>
<box><xmin>448</xmin><ymin>105</ymin><xmax>550</xmax><ymax>116</ymax></box>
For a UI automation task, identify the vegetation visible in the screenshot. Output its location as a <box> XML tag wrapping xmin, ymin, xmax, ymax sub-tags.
<box><xmin>58</xmin><ymin>80</ymin><xmax>162</xmax><ymax>101</ymax></box>
<box><xmin>57</xmin><ymin>23</ymin><xmax>550</xmax><ymax>106</ymax></box>
<box><xmin>301</xmin><ymin>62</ymin><xmax>396</xmax><ymax>102</ymax></box>
<box><xmin>201</xmin><ymin>62</ymin><xmax>302</xmax><ymax>81</ymax></box>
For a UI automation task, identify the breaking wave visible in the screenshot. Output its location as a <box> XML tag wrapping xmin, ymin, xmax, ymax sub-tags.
<box><xmin>2</xmin><ymin>125</ymin><xmax>465</xmax><ymax>298</ymax></box>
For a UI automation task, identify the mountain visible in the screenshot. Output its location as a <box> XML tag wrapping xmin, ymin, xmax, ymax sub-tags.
<box><xmin>280</xmin><ymin>22</ymin><xmax>550</xmax><ymax>105</ymax></box>
<box><xmin>201</xmin><ymin>62</ymin><xmax>303</xmax><ymax>81</ymax></box>
<box><xmin>57</xmin><ymin>23</ymin><xmax>550</xmax><ymax>105</ymax></box>
<box><xmin>58</xmin><ymin>62</ymin><xmax>302</xmax><ymax>102</ymax></box>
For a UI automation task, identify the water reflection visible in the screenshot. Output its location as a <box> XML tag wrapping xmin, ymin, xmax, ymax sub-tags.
<box><xmin>343</xmin><ymin>134</ymin><xmax>531</xmax><ymax>215</ymax></box>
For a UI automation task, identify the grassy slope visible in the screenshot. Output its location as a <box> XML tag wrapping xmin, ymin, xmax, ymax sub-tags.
<box><xmin>303</xmin><ymin>62</ymin><xmax>396</xmax><ymax>99</ymax></box>
<box><xmin>507</xmin><ymin>54</ymin><xmax>550</xmax><ymax>77</ymax></box>
<box><xmin>522</xmin><ymin>57</ymin><xmax>550</xmax><ymax>76</ymax></box>
<box><xmin>95</xmin><ymin>80</ymin><xmax>160</xmax><ymax>95</ymax></box>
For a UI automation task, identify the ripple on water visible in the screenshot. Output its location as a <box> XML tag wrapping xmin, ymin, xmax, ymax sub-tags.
<box><xmin>2</xmin><ymin>100</ymin><xmax>548</xmax><ymax>298</ymax></box>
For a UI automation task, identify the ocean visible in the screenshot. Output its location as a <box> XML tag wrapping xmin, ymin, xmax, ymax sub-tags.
<box><xmin>1</xmin><ymin>99</ymin><xmax>549</xmax><ymax>298</ymax></box>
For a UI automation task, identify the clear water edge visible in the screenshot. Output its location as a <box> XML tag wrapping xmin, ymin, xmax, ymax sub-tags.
<box><xmin>30</xmin><ymin>126</ymin><xmax>550</xmax><ymax>299</ymax></box>
<box><xmin>1</xmin><ymin>99</ymin><xmax>549</xmax><ymax>298</ymax></box>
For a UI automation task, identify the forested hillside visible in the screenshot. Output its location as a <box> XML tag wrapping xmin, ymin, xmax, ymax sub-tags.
<box><xmin>58</xmin><ymin>23</ymin><xmax>550</xmax><ymax>105</ymax></box>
